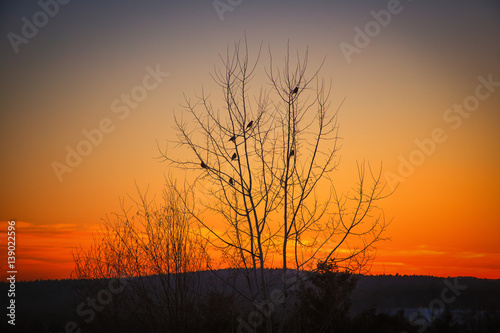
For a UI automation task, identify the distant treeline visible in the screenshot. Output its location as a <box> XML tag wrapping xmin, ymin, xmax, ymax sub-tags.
<box><xmin>1</xmin><ymin>270</ymin><xmax>499</xmax><ymax>333</ymax></box>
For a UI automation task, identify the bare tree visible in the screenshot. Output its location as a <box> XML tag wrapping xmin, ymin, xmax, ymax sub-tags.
<box><xmin>161</xmin><ymin>38</ymin><xmax>390</xmax><ymax>331</ymax></box>
<box><xmin>72</xmin><ymin>182</ymin><xmax>209</xmax><ymax>332</ymax></box>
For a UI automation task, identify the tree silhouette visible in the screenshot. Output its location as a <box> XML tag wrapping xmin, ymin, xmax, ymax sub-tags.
<box><xmin>293</xmin><ymin>259</ymin><xmax>357</xmax><ymax>332</ymax></box>
<box><xmin>72</xmin><ymin>183</ymin><xmax>209</xmax><ymax>332</ymax></box>
<box><xmin>161</xmin><ymin>38</ymin><xmax>390</xmax><ymax>331</ymax></box>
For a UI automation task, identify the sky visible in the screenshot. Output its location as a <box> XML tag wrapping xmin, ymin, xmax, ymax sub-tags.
<box><xmin>0</xmin><ymin>0</ymin><xmax>499</xmax><ymax>281</ymax></box>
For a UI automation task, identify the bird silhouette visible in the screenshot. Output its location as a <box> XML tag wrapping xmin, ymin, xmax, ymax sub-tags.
<box><xmin>229</xmin><ymin>135</ymin><xmax>236</xmax><ymax>142</ymax></box>
<box><xmin>292</xmin><ymin>86</ymin><xmax>299</xmax><ymax>94</ymax></box>
<box><xmin>200</xmin><ymin>162</ymin><xmax>208</xmax><ymax>169</ymax></box>
<box><xmin>246</xmin><ymin>121</ymin><xmax>253</xmax><ymax>129</ymax></box>
<box><xmin>231</xmin><ymin>153</ymin><xmax>237</xmax><ymax>161</ymax></box>
<box><xmin>290</xmin><ymin>149</ymin><xmax>294</xmax><ymax>157</ymax></box>
<box><xmin>229</xmin><ymin>177</ymin><xmax>234</xmax><ymax>186</ymax></box>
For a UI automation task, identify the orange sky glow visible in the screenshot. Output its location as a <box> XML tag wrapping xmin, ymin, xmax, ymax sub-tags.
<box><xmin>1</xmin><ymin>0</ymin><xmax>499</xmax><ymax>281</ymax></box>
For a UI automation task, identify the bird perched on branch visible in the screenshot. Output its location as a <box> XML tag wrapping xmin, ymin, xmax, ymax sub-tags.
<box><xmin>246</xmin><ymin>121</ymin><xmax>253</xmax><ymax>129</ymax></box>
<box><xmin>290</xmin><ymin>149</ymin><xmax>294</xmax><ymax>157</ymax></box>
<box><xmin>229</xmin><ymin>135</ymin><xmax>236</xmax><ymax>142</ymax></box>
<box><xmin>200</xmin><ymin>162</ymin><xmax>208</xmax><ymax>169</ymax></box>
<box><xmin>231</xmin><ymin>153</ymin><xmax>237</xmax><ymax>161</ymax></box>
<box><xmin>229</xmin><ymin>177</ymin><xmax>234</xmax><ymax>186</ymax></box>
<box><xmin>292</xmin><ymin>86</ymin><xmax>299</xmax><ymax>94</ymax></box>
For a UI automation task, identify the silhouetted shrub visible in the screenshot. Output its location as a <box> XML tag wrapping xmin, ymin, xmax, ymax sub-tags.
<box><xmin>292</xmin><ymin>260</ymin><xmax>357</xmax><ymax>332</ymax></box>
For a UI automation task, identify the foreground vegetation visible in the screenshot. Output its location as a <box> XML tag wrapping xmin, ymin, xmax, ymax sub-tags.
<box><xmin>3</xmin><ymin>271</ymin><xmax>499</xmax><ymax>333</ymax></box>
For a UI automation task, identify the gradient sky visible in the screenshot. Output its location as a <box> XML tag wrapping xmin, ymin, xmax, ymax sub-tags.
<box><xmin>1</xmin><ymin>0</ymin><xmax>499</xmax><ymax>281</ymax></box>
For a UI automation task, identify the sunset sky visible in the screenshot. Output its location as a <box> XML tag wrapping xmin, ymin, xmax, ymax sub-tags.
<box><xmin>1</xmin><ymin>0</ymin><xmax>499</xmax><ymax>281</ymax></box>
